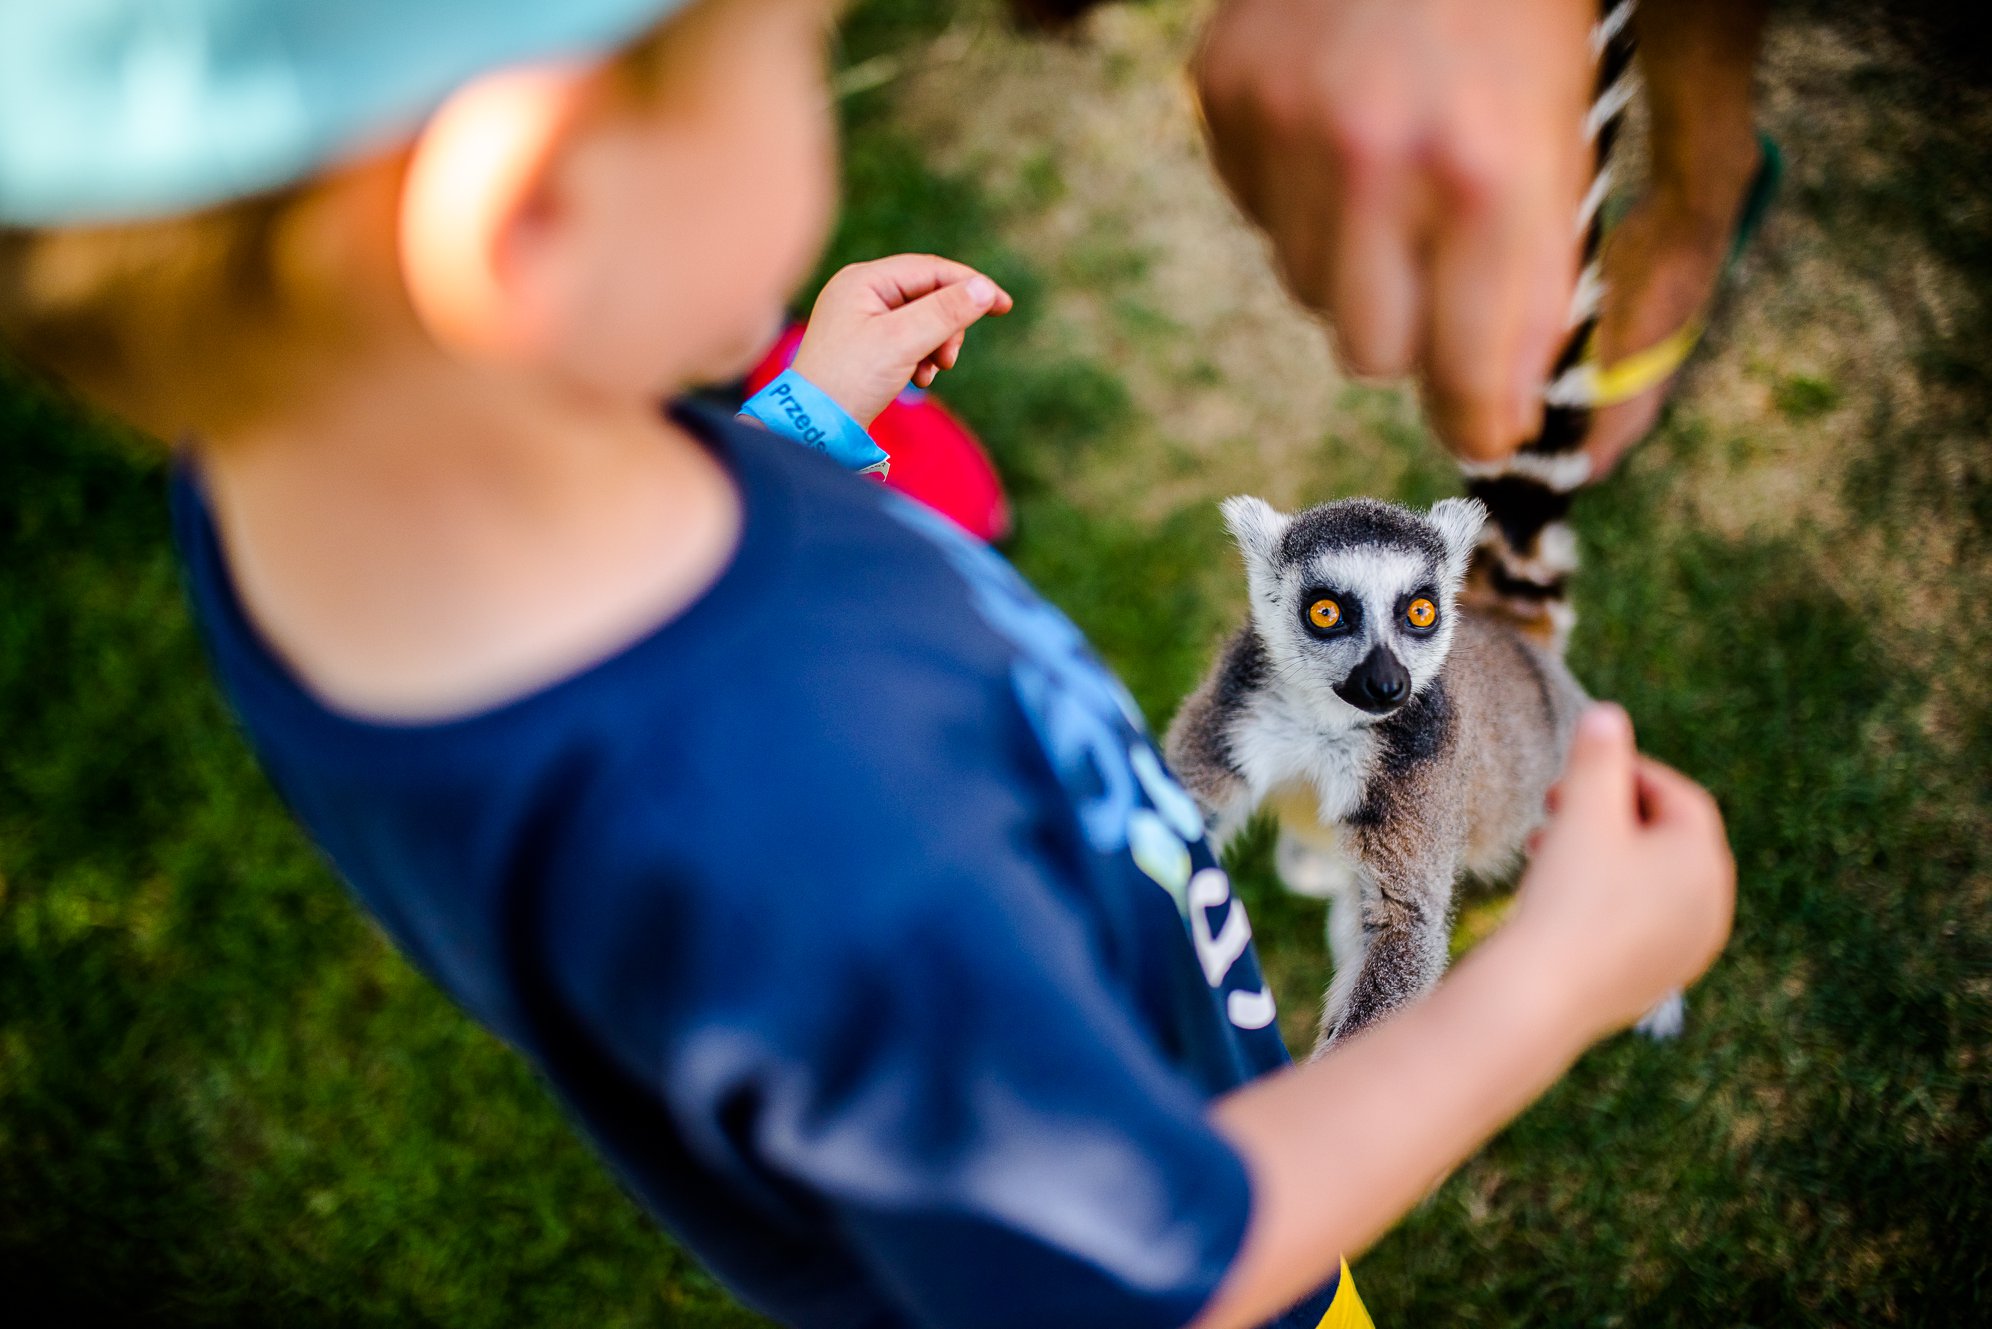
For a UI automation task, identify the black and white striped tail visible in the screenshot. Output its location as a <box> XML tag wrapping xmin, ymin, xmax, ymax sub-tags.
<box><xmin>1459</xmin><ymin>0</ymin><xmax>1639</xmax><ymax>650</ymax></box>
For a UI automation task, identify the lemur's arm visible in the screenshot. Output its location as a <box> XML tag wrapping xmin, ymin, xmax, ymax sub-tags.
<box><xmin>1315</xmin><ymin>827</ymin><xmax>1460</xmax><ymax>1051</ymax></box>
<box><xmin>1162</xmin><ymin>627</ymin><xmax>1264</xmax><ymax>846</ymax></box>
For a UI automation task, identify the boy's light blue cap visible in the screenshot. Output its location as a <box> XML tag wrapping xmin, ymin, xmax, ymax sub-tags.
<box><xmin>0</xmin><ymin>0</ymin><xmax>688</xmax><ymax>226</ymax></box>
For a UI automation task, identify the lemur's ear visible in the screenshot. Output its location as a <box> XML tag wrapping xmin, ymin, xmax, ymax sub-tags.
<box><xmin>1220</xmin><ymin>496</ymin><xmax>1291</xmax><ymax>573</ymax></box>
<box><xmin>1427</xmin><ymin>497</ymin><xmax>1487</xmax><ymax>581</ymax></box>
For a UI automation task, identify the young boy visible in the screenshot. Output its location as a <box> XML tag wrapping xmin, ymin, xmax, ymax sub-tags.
<box><xmin>0</xmin><ymin>2</ymin><xmax>1735</xmax><ymax>1326</ymax></box>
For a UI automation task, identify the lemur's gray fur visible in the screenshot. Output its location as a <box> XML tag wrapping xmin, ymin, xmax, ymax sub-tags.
<box><xmin>1167</xmin><ymin>496</ymin><xmax>1593</xmax><ymax>1049</ymax></box>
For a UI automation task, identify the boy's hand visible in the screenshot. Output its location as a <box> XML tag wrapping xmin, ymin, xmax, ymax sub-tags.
<box><xmin>1514</xmin><ymin>704</ymin><xmax>1737</xmax><ymax>1038</ymax></box>
<box><xmin>1199</xmin><ymin>703</ymin><xmax>1731</xmax><ymax>1328</ymax></box>
<box><xmin>1200</xmin><ymin>705</ymin><xmax>1729</xmax><ymax>1327</ymax></box>
<box><xmin>791</xmin><ymin>256</ymin><xmax>1014</xmax><ymax>428</ymax></box>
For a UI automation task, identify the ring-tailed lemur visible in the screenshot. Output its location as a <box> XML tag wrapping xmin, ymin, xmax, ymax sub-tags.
<box><xmin>1165</xmin><ymin>0</ymin><xmax>1683</xmax><ymax>1051</ymax></box>
<box><xmin>1165</xmin><ymin>494</ymin><xmax>1608</xmax><ymax>1049</ymax></box>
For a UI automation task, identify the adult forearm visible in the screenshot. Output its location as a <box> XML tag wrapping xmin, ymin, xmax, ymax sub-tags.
<box><xmin>1191</xmin><ymin>926</ymin><xmax>1596</xmax><ymax>1329</ymax></box>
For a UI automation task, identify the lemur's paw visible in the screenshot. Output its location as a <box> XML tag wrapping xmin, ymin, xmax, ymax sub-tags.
<box><xmin>1634</xmin><ymin>990</ymin><xmax>1686</xmax><ymax>1041</ymax></box>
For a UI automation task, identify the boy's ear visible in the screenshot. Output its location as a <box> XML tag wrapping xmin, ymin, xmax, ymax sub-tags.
<box><xmin>398</xmin><ymin>61</ymin><xmax>596</xmax><ymax>362</ymax></box>
<box><xmin>1220</xmin><ymin>495</ymin><xmax>1291</xmax><ymax>576</ymax></box>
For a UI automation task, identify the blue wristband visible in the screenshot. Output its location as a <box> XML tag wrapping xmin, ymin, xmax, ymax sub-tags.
<box><xmin>740</xmin><ymin>369</ymin><xmax>890</xmax><ymax>475</ymax></box>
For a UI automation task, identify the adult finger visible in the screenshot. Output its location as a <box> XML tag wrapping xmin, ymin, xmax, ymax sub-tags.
<box><xmin>1509</xmin><ymin>205</ymin><xmax>1583</xmax><ymax>444</ymax></box>
<box><xmin>1321</xmin><ymin>154</ymin><xmax>1422</xmax><ymax>378</ymax></box>
<box><xmin>1420</xmin><ymin>170</ymin><xmax>1565</xmax><ymax>461</ymax></box>
<box><xmin>1226</xmin><ymin>47</ymin><xmax>1424</xmax><ymax>376</ymax></box>
<box><xmin>1190</xmin><ymin>0</ymin><xmax>1283</xmax><ymax>223</ymax></box>
<box><xmin>1419</xmin><ymin>73</ymin><xmax>1591</xmax><ymax>460</ymax></box>
<box><xmin>1307</xmin><ymin>74</ymin><xmax>1424</xmax><ymax>376</ymax></box>
<box><xmin>1257</xmin><ymin>122</ymin><xmax>1420</xmax><ymax>376</ymax></box>
<box><xmin>1256</xmin><ymin>144</ymin><xmax>1337</xmax><ymax>325</ymax></box>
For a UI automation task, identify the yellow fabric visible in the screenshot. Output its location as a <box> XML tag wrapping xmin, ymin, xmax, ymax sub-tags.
<box><xmin>1581</xmin><ymin>317</ymin><xmax>1706</xmax><ymax>408</ymax></box>
<box><xmin>1314</xmin><ymin>1258</ymin><xmax>1376</xmax><ymax>1329</ymax></box>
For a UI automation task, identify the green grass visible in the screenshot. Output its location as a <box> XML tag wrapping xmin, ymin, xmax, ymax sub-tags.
<box><xmin>3</xmin><ymin>2</ymin><xmax>1988</xmax><ymax>1324</ymax></box>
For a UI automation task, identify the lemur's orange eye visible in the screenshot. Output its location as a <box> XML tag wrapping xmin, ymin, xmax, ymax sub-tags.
<box><xmin>1308</xmin><ymin>599</ymin><xmax>1342</xmax><ymax>630</ymax></box>
<box><xmin>1406</xmin><ymin>598</ymin><xmax>1437</xmax><ymax>629</ymax></box>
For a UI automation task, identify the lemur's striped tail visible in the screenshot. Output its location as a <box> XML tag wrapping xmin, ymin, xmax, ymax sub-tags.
<box><xmin>1460</xmin><ymin>0</ymin><xmax>1639</xmax><ymax>652</ymax></box>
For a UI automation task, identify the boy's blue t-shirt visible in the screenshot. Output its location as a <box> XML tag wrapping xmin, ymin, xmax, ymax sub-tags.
<box><xmin>171</xmin><ymin>405</ymin><xmax>1337</xmax><ymax>1329</ymax></box>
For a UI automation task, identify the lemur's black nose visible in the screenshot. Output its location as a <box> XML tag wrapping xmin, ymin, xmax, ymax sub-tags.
<box><xmin>1336</xmin><ymin>647</ymin><xmax>1410</xmax><ymax>714</ymax></box>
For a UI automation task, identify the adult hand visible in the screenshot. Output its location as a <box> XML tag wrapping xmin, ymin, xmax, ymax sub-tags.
<box><xmin>1194</xmin><ymin>0</ymin><xmax>1597</xmax><ymax>460</ymax></box>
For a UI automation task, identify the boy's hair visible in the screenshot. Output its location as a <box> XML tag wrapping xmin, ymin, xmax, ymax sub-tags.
<box><xmin>0</xmin><ymin>13</ymin><xmax>690</xmax><ymax>438</ymax></box>
<box><xmin>0</xmin><ymin>187</ymin><xmax>323</xmax><ymax>436</ymax></box>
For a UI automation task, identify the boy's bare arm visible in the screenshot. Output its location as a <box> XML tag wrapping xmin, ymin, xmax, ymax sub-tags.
<box><xmin>1192</xmin><ymin>706</ymin><xmax>1736</xmax><ymax>1329</ymax></box>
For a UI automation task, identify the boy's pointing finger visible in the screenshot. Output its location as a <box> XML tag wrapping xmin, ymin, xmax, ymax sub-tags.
<box><xmin>856</xmin><ymin>254</ymin><xmax>1013</xmax><ymax>313</ymax></box>
<box><xmin>886</xmin><ymin>278</ymin><xmax>1004</xmax><ymax>359</ymax></box>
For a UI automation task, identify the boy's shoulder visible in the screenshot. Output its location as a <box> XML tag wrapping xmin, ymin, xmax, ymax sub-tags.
<box><xmin>171</xmin><ymin>403</ymin><xmax>1083</xmax><ymax>891</ymax></box>
<box><xmin>175</xmin><ymin>403</ymin><xmax>1023</xmax><ymax>734</ymax></box>
<box><xmin>171</xmin><ymin>397</ymin><xmax>1104</xmax><ymax>991</ymax></box>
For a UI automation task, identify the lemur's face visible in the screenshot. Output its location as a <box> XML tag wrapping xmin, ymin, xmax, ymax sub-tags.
<box><xmin>1223</xmin><ymin>495</ymin><xmax>1486</xmax><ymax>722</ymax></box>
